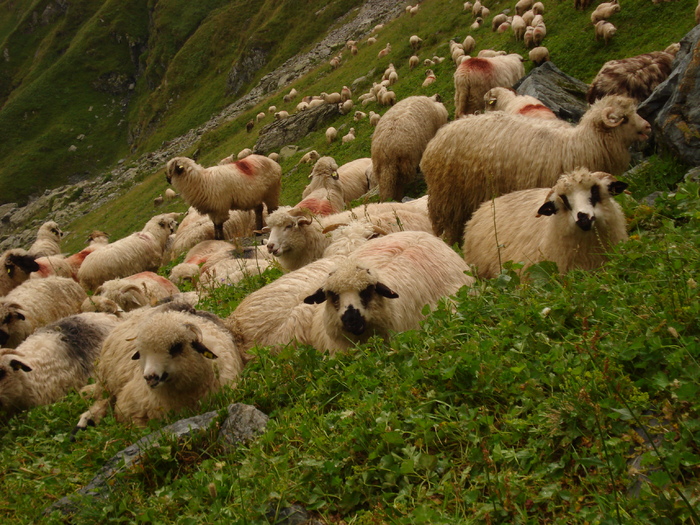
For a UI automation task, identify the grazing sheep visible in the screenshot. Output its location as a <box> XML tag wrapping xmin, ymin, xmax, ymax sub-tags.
<box><xmin>0</xmin><ymin>276</ymin><xmax>87</xmax><ymax>348</ymax></box>
<box><xmin>379</xmin><ymin>90</ymin><xmax>396</xmax><ymax>106</ymax></box>
<box><xmin>296</xmin><ymin>158</ymin><xmax>346</xmax><ymax>216</ymax></box>
<box><xmin>166</xmin><ymin>155</ymin><xmax>281</xmax><ymax>240</ymax></box>
<box><xmin>512</xmin><ymin>15</ymin><xmax>526</xmax><ymax>41</ymax></box>
<box><xmin>245</xmin><ymin>120</ymin><xmax>254</xmax><ymax>133</ymax></box>
<box><xmin>532</xmin><ymin>22</ymin><xmax>547</xmax><ymax>47</ymax></box>
<box><xmin>453</xmin><ymin>54</ymin><xmax>525</xmax><ymax>117</ymax></box>
<box><xmin>256</xmin><ymin>111</ymin><xmax>266</xmax><ymax>122</ymax></box>
<box><xmin>78</xmin><ymin>213</ymin><xmax>179</xmax><ymax>291</ymax></box>
<box><xmin>283</xmin><ymin>87</ymin><xmax>298</xmax><ymax>103</ymax></box>
<box><xmin>164</xmin><ymin>188</ymin><xmax>178</xmax><ymax>200</ymax></box>
<box><xmin>0</xmin><ymin>312</ymin><xmax>120</xmax><ymax>416</ymax></box>
<box><xmin>342</xmin><ymin>127</ymin><xmax>356</xmax><ymax>143</ymax></box>
<box><xmin>532</xmin><ymin>2</ymin><xmax>544</xmax><ymax>15</ymax></box>
<box><xmin>586</xmin><ymin>48</ymin><xmax>679</xmax><ymax>104</ymax></box>
<box><xmin>370</xmin><ymin>95</ymin><xmax>448</xmax><ymax>202</ymax></box>
<box><xmin>28</xmin><ymin>221</ymin><xmax>64</xmax><ymax>258</ymax></box>
<box><xmin>409</xmin><ymin>35</ymin><xmax>423</xmax><ymax>50</ymax></box>
<box><xmin>274</xmin><ymin>110</ymin><xmax>290</xmax><ymax>120</ymax></box>
<box><xmin>483</xmin><ymin>87</ymin><xmax>558</xmax><ymax>120</ymax></box>
<box><xmin>421</xmin><ymin>95</ymin><xmax>651</xmax><ymax>245</ymax></box>
<box><xmin>340</xmin><ymin>86</ymin><xmax>352</xmax><ymax>102</ymax></box>
<box><xmin>409</xmin><ymin>55</ymin><xmax>420</xmax><ymax>70</ymax></box>
<box><xmin>300</xmin><ymin>231</ymin><xmax>474</xmax><ymax>353</ymax></box>
<box><xmin>268</xmin><ymin>105</ymin><xmax>276</xmax><ymax>113</ymax></box>
<box><xmin>595</xmin><ymin>21</ymin><xmax>617</xmax><ymax>45</ymax></box>
<box><xmin>492</xmin><ymin>13</ymin><xmax>508</xmax><ymax>31</ymax></box>
<box><xmin>524</xmin><ymin>25</ymin><xmax>535</xmax><ymax>48</ymax></box>
<box><xmin>462</xmin><ymin>35</ymin><xmax>476</xmax><ymax>54</ymax></box>
<box><xmin>75</xmin><ymin>305</ymin><xmax>245</xmax><ymax>428</ymax></box>
<box><xmin>591</xmin><ymin>1</ymin><xmax>620</xmax><ymax>24</ymax></box>
<box><xmin>330</xmin><ymin>55</ymin><xmax>341</xmax><ymax>69</ymax></box>
<box><xmin>463</xmin><ymin>169</ymin><xmax>628</xmax><ymax>278</ymax></box>
<box><xmin>0</xmin><ymin>250</ymin><xmax>39</xmax><ymax>296</ymax></box>
<box><xmin>326</xmin><ymin>126</ymin><xmax>338</xmax><ymax>144</ymax></box>
<box><xmin>369</xmin><ymin>111</ymin><xmax>381</xmax><ymax>126</ymax></box>
<box><xmin>529</xmin><ymin>46</ymin><xmax>550</xmax><ymax>66</ymax></box>
<box><xmin>93</xmin><ymin>272</ymin><xmax>181</xmax><ymax>312</ymax></box>
<box><xmin>298</xmin><ymin>150</ymin><xmax>320</xmax><ymax>165</ymax></box>
<box><xmin>378</xmin><ymin>43</ymin><xmax>392</xmax><ymax>58</ymax></box>
<box><xmin>515</xmin><ymin>0</ymin><xmax>534</xmax><ymax>15</ymax></box>
<box><xmin>153</xmin><ymin>195</ymin><xmax>164</xmax><ymax>207</ymax></box>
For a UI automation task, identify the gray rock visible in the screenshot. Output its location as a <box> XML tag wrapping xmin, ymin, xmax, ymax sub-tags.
<box><xmin>218</xmin><ymin>402</ymin><xmax>269</xmax><ymax>447</ymax></box>
<box><xmin>266</xmin><ymin>504</ymin><xmax>323</xmax><ymax>525</ymax></box>
<box><xmin>254</xmin><ymin>103</ymin><xmax>340</xmax><ymax>155</ymax></box>
<box><xmin>514</xmin><ymin>61</ymin><xmax>590</xmax><ymax>122</ymax></box>
<box><xmin>638</xmin><ymin>25</ymin><xmax>700</xmax><ymax>167</ymax></box>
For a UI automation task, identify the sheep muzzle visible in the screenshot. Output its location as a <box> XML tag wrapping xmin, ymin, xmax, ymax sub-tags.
<box><xmin>576</xmin><ymin>212</ymin><xmax>594</xmax><ymax>231</ymax></box>
<box><xmin>145</xmin><ymin>371</ymin><xmax>169</xmax><ymax>388</ymax></box>
<box><xmin>341</xmin><ymin>305</ymin><xmax>366</xmax><ymax>336</ymax></box>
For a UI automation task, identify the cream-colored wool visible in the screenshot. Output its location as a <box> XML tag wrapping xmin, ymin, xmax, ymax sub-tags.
<box><xmin>595</xmin><ymin>21</ymin><xmax>616</xmax><ymax>45</ymax></box>
<box><xmin>0</xmin><ymin>276</ymin><xmax>87</xmax><ymax>348</ymax></box>
<box><xmin>0</xmin><ymin>249</ymin><xmax>39</xmax><ymax>296</ymax></box>
<box><xmin>529</xmin><ymin>46</ymin><xmax>550</xmax><ymax>66</ymax></box>
<box><xmin>370</xmin><ymin>95</ymin><xmax>448</xmax><ymax>202</ymax></box>
<box><xmin>483</xmin><ymin>87</ymin><xmax>558</xmax><ymax>120</ymax></box>
<box><xmin>78</xmin><ymin>213</ymin><xmax>179</xmax><ymax>291</ymax></box>
<box><xmin>93</xmin><ymin>272</ymin><xmax>181</xmax><ymax>312</ymax></box>
<box><xmin>463</xmin><ymin>169</ymin><xmax>629</xmax><ymax>278</ymax></box>
<box><xmin>32</xmin><ymin>231</ymin><xmax>110</xmax><ymax>280</ymax></box>
<box><xmin>197</xmin><ymin>255</ymin><xmax>272</xmax><ymax>291</ymax></box>
<box><xmin>166</xmin><ymin>155</ymin><xmax>281</xmax><ymax>240</ymax></box>
<box><xmin>0</xmin><ymin>312</ymin><xmax>119</xmax><ymax>415</ymax></box>
<box><xmin>28</xmin><ymin>221</ymin><xmax>64</xmax><ymax>258</ymax></box>
<box><xmin>591</xmin><ymin>1</ymin><xmax>620</xmax><ymax>24</ymax></box>
<box><xmin>296</xmin><ymin>157</ymin><xmax>346</xmax><ymax>216</ymax></box>
<box><xmin>421</xmin><ymin>95</ymin><xmax>650</xmax><ymax>246</ymax></box>
<box><xmin>169</xmin><ymin>240</ymin><xmax>235</xmax><ymax>285</ymax></box>
<box><xmin>305</xmin><ymin>157</ymin><xmax>372</xmax><ymax>205</ymax></box>
<box><xmin>453</xmin><ymin>54</ymin><xmax>525</xmax><ymax>117</ymax></box>
<box><xmin>515</xmin><ymin>0</ymin><xmax>534</xmax><ymax>15</ymax></box>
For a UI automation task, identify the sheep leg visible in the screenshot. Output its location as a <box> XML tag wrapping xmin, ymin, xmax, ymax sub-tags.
<box><xmin>214</xmin><ymin>223</ymin><xmax>225</xmax><ymax>240</ymax></box>
<box><xmin>254</xmin><ymin>204</ymin><xmax>265</xmax><ymax>232</ymax></box>
<box><xmin>71</xmin><ymin>397</ymin><xmax>113</xmax><ymax>439</ymax></box>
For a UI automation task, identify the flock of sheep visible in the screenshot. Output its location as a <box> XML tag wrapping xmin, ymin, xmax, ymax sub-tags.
<box><xmin>0</xmin><ymin>0</ymin><xmax>692</xmax><ymax>431</ymax></box>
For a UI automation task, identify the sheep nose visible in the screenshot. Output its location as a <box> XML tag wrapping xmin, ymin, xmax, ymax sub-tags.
<box><xmin>341</xmin><ymin>305</ymin><xmax>366</xmax><ymax>336</ymax></box>
<box><xmin>144</xmin><ymin>371</ymin><xmax>168</xmax><ymax>388</ymax></box>
<box><xmin>576</xmin><ymin>212</ymin><xmax>594</xmax><ymax>231</ymax></box>
<box><xmin>267</xmin><ymin>242</ymin><xmax>277</xmax><ymax>255</ymax></box>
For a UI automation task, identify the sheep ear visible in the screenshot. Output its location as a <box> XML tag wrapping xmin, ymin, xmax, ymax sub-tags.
<box><xmin>9</xmin><ymin>359</ymin><xmax>32</xmax><ymax>372</ymax></box>
<box><xmin>297</xmin><ymin>216</ymin><xmax>313</xmax><ymax>227</ymax></box>
<box><xmin>537</xmin><ymin>201</ymin><xmax>558</xmax><ymax>216</ymax></box>
<box><xmin>131</xmin><ymin>351</ymin><xmax>141</xmax><ymax>360</ymax></box>
<box><xmin>608</xmin><ymin>180</ymin><xmax>628</xmax><ymax>195</ymax></box>
<box><xmin>192</xmin><ymin>340</ymin><xmax>218</xmax><ymax>359</ymax></box>
<box><xmin>601</xmin><ymin>107</ymin><xmax>624</xmax><ymax>128</ymax></box>
<box><xmin>304</xmin><ymin>288</ymin><xmax>327</xmax><ymax>304</ymax></box>
<box><xmin>184</xmin><ymin>322</ymin><xmax>203</xmax><ymax>342</ymax></box>
<box><xmin>375</xmin><ymin>282</ymin><xmax>399</xmax><ymax>299</ymax></box>
<box><xmin>259</xmin><ymin>226</ymin><xmax>270</xmax><ymax>234</ymax></box>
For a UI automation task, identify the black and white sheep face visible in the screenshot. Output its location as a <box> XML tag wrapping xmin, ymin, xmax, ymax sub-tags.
<box><xmin>537</xmin><ymin>172</ymin><xmax>627</xmax><ymax>232</ymax></box>
<box><xmin>0</xmin><ymin>304</ymin><xmax>25</xmax><ymax>347</ymax></box>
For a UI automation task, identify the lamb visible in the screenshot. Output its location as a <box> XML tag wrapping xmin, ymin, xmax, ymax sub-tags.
<box><xmin>78</xmin><ymin>213</ymin><xmax>178</xmax><ymax>291</ymax></box>
<box><xmin>0</xmin><ymin>312</ymin><xmax>120</xmax><ymax>416</ymax></box>
<box><xmin>483</xmin><ymin>87</ymin><xmax>558</xmax><ymax>120</ymax></box>
<box><xmin>463</xmin><ymin>169</ymin><xmax>628</xmax><ymax>278</ymax></box>
<box><xmin>595</xmin><ymin>21</ymin><xmax>616</xmax><ymax>45</ymax></box>
<box><xmin>166</xmin><ymin>155</ymin><xmax>281</xmax><ymax>240</ymax></box>
<box><xmin>421</xmin><ymin>95</ymin><xmax>651</xmax><ymax>245</ymax></box>
<box><xmin>28</xmin><ymin>221</ymin><xmax>64</xmax><ymax>258</ymax></box>
<box><xmin>0</xmin><ymin>276</ymin><xmax>87</xmax><ymax>348</ymax></box>
<box><xmin>0</xmin><ymin>250</ymin><xmax>39</xmax><ymax>296</ymax></box>
<box><xmin>591</xmin><ymin>1</ymin><xmax>620</xmax><ymax>24</ymax></box>
<box><xmin>295</xmin><ymin>157</ymin><xmax>346</xmax><ymax>216</ymax></box>
<box><xmin>342</xmin><ymin>127</ymin><xmax>356</xmax><ymax>143</ymax></box>
<box><xmin>74</xmin><ymin>305</ymin><xmax>245</xmax><ymax>428</ymax></box>
<box><xmin>586</xmin><ymin>48</ymin><xmax>679</xmax><ymax>104</ymax></box>
<box><xmin>529</xmin><ymin>46</ymin><xmax>550</xmax><ymax>66</ymax></box>
<box><xmin>300</xmin><ymin>231</ymin><xmax>474</xmax><ymax>353</ymax></box>
<box><xmin>370</xmin><ymin>95</ymin><xmax>448</xmax><ymax>202</ymax></box>
<box><xmin>453</xmin><ymin>54</ymin><xmax>525</xmax><ymax>117</ymax></box>
<box><xmin>92</xmin><ymin>272</ymin><xmax>181</xmax><ymax>312</ymax></box>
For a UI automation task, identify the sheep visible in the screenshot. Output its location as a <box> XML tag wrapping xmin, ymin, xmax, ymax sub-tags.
<box><xmin>463</xmin><ymin>169</ymin><xmax>628</xmax><ymax>278</ymax></box>
<box><xmin>28</xmin><ymin>221</ymin><xmax>64</xmax><ymax>258</ymax></box>
<box><xmin>245</xmin><ymin>120</ymin><xmax>254</xmax><ymax>133</ymax></box>
<box><xmin>153</xmin><ymin>195</ymin><xmax>164</xmax><ymax>207</ymax></box>
<box><xmin>0</xmin><ymin>276</ymin><xmax>87</xmax><ymax>348</ymax></box>
<box><xmin>586</xmin><ymin>48</ymin><xmax>679</xmax><ymax>104</ymax></box>
<box><xmin>166</xmin><ymin>155</ymin><xmax>281</xmax><ymax>240</ymax></box>
<box><xmin>32</xmin><ymin>230</ymin><xmax>111</xmax><ymax>281</ymax></box>
<box><xmin>296</xmin><ymin>101</ymin><xmax>309</xmax><ymax>112</ymax></box>
<box><xmin>532</xmin><ymin>22</ymin><xmax>547</xmax><ymax>47</ymax></box>
<box><xmin>595</xmin><ymin>21</ymin><xmax>617</xmax><ymax>45</ymax></box>
<box><xmin>477</xmin><ymin>49</ymin><xmax>508</xmax><ymax>58</ymax></box>
<box><xmin>470</xmin><ymin>17</ymin><xmax>483</xmax><ymax>31</ymax></box>
<box><xmin>515</xmin><ymin>0</ymin><xmax>534</xmax><ymax>15</ymax></box>
<box><xmin>421</xmin><ymin>95</ymin><xmax>651</xmax><ymax>245</ymax></box>
<box><xmin>532</xmin><ymin>2</ymin><xmax>545</xmax><ymax>15</ymax></box>
<box><xmin>378</xmin><ymin>43</ymin><xmax>392</xmax><ymax>59</ymax></box>
<box><xmin>0</xmin><ymin>250</ymin><xmax>39</xmax><ymax>296</ymax></box>
<box><xmin>256</xmin><ymin>111</ymin><xmax>266</xmax><ymax>122</ymax></box>
<box><xmin>591</xmin><ymin>1</ymin><xmax>620</xmax><ymax>24</ymax></box>
<box><xmin>92</xmin><ymin>272</ymin><xmax>181</xmax><ymax>312</ymax></box>
<box><xmin>453</xmin><ymin>54</ymin><xmax>525</xmax><ymax>118</ymax></box>
<box><xmin>321</xmin><ymin>92</ymin><xmax>342</xmax><ymax>104</ymax></box>
<box><xmin>409</xmin><ymin>4</ymin><xmax>420</xmax><ymax>16</ymax></box>
<box><xmin>483</xmin><ymin>87</ymin><xmax>558</xmax><ymax>120</ymax></box>
<box><xmin>529</xmin><ymin>46</ymin><xmax>550</xmax><ymax>66</ymax></box>
<box><xmin>296</xmin><ymin>157</ymin><xmax>346</xmax><ymax>216</ymax></box>
<box><xmin>268</xmin><ymin>152</ymin><xmax>280</xmax><ymax>163</ymax></box>
<box><xmin>366</xmin><ymin>37</ymin><xmax>377</xmax><ymax>45</ymax></box>
<box><xmin>164</xmin><ymin>188</ymin><xmax>178</xmax><ymax>201</ymax></box>
<box><xmin>422</xmin><ymin>69</ymin><xmax>437</xmax><ymax>87</ymax></box>
<box><xmin>274</xmin><ymin>110</ymin><xmax>289</xmax><ymax>120</ymax></box>
<box><xmin>74</xmin><ymin>305</ymin><xmax>245</xmax><ymax>429</ymax></box>
<box><xmin>169</xmin><ymin>240</ymin><xmax>235</xmax><ymax>285</ymax></box>
<box><xmin>300</xmin><ymin>231</ymin><xmax>474</xmax><ymax>353</ymax></box>
<box><xmin>283</xmin><ymin>87</ymin><xmax>298</xmax><ymax>103</ymax></box>
<box><xmin>298</xmin><ymin>150</ymin><xmax>320</xmax><ymax>164</ymax></box>
<box><xmin>340</xmin><ymin>86</ymin><xmax>352</xmax><ymax>102</ymax></box>
<box><xmin>339</xmin><ymin>99</ymin><xmax>354</xmax><ymax>115</ymax></box>
<box><xmin>524</xmin><ymin>26</ymin><xmax>535</xmax><ymax>48</ymax></box>
<box><xmin>326</xmin><ymin>126</ymin><xmax>338</xmax><ymax>144</ymax></box>
<box><xmin>463</xmin><ymin>35</ymin><xmax>476</xmax><ymax>55</ymax></box>
<box><xmin>472</xmin><ymin>1</ymin><xmax>483</xmax><ymax>17</ymax></box>
<box><xmin>370</xmin><ymin>95</ymin><xmax>448</xmax><ymax>202</ymax></box>
<box><xmin>303</xmin><ymin>157</ymin><xmax>372</xmax><ymax>205</ymax></box>
<box><xmin>379</xmin><ymin>90</ymin><xmax>396</xmax><ymax>106</ymax></box>
<box><xmin>268</xmin><ymin>105</ymin><xmax>276</xmax><ymax>113</ymax></box>
<box><xmin>197</xmin><ymin>249</ymin><xmax>272</xmax><ymax>291</ymax></box>
<box><xmin>409</xmin><ymin>55</ymin><xmax>420</xmax><ymax>70</ymax></box>
<box><xmin>0</xmin><ymin>312</ymin><xmax>120</xmax><ymax>416</ymax></box>
<box><xmin>354</xmin><ymin>111</ymin><xmax>367</xmax><ymax>121</ymax></box>
<box><xmin>409</xmin><ymin>35</ymin><xmax>423</xmax><ymax>50</ymax></box>
<box><xmin>369</xmin><ymin>111</ymin><xmax>381</xmax><ymax>126</ymax></box>
<box><xmin>342</xmin><ymin>127</ymin><xmax>356</xmax><ymax>143</ymax></box>
<box><xmin>512</xmin><ymin>15</ymin><xmax>526</xmax><ymax>41</ymax></box>
<box><xmin>492</xmin><ymin>13</ymin><xmax>508</xmax><ymax>31</ymax></box>
<box><xmin>78</xmin><ymin>213</ymin><xmax>179</xmax><ymax>291</ymax></box>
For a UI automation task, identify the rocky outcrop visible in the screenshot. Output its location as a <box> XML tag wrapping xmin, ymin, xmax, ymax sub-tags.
<box><xmin>254</xmin><ymin>103</ymin><xmax>340</xmax><ymax>155</ymax></box>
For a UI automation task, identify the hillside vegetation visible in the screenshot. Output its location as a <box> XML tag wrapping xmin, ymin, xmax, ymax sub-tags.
<box><xmin>1</xmin><ymin>0</ymin><xmax>699</xmax><ymax>523</ymax></box>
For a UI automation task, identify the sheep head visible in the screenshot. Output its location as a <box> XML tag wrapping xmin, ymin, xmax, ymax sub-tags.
<box><xmin>165</xmin><ymin>157</ymin><xmax>193</xmax><ymax>184</ymax></box>
<box><xmin>0</xmin><ymin>350</ymin><xmax>34</xmax><ymax>415</ymax></box>
<box><xmin>3</xmin><ymin>250</ymin><xmax>39</xmax><ymax>279</ymax></box>
<box><xmin>0</xmin><ymin>303</ymin><xmax>26</xmax><ymax>347</ymax></box>
<box><xmin>265</xmin><ymin>208</ymin><xmax>316</xmax><ymax>258</ymax></box>
<box><xmin>589</xmin><ymin>95</ymin><xmax>651</xmax><ymax>143</ymax></box>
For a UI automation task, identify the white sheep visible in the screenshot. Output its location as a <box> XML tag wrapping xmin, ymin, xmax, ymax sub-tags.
<box><xmin>75</xmin><ymin>305</ymin><xmax>245</xmax><ymax>428</ymax></box>
<box><xmin>453</xmin><ymin>54</ymin><xmax>525</xmax><ymax>117</ymax></box>
<box><xmin>529</xmin><ymin>46</ymin><xmax>550</xmax><ymax>66</ymax></box>
<box><xmin>0</xmin><ymin>249</ymin><xmax>39</xmax><ymax>296</ymax></box>
<box><xmin>326</xmin><ymin>126</ymin><xmax>338</xmax><ymax>144</ymax></box>
<box><xmin>166</xmin><ymin>155</ymin><xmax>281</xmax><ymax>240</ymax></box>
<box><xmin>492</xmin><ymin>13</ymin><xmax>508</xmax><ymax>31</ymax></box>
<box><xmin>274</xmin><ymin>110</ymin><xmax>290</xmax><ymax>120</ymax></box>
<box><xmin>354</xmin><ymin>111</ymin><xmax>367</xmax><ymax>122</ymax></box>
<box><xmin>283</xmin><ymin>87</ymin><xmax>298</xmax><ymax>103</ymax></box>
<box><xmin>342</xmin><ymin>127</ymin><xmax>356</xmax><ymax>143</ymax></box>
<box><xmin>296</xmin><ymin>101</ymin><xmax>309</xmax><ymax>112</ymax></box>
<box><xmin>340</xmin><ymin>86</ymin><xmax>352</xmax><ymax>102</ymax></box>
<box><xmin>28</xmin><ymin>221</ymin><xmax>64</xmax><ymax>258</ymax></box>
<box><xmin>0</xmin><ymin>276</ymin><xmax>87</xmax><ymax>348</ymax></box>
<box><xmin>470</xmin><ymin>17</ymin><xmax>483</xmax><ymax>31</ymax></box>
<box><xmin>321</xmin><ymin>92</ymin><xmax>341</xmax><ymax>104</ymax></box>
<box><xmin>378</xmin><ymin>43</ymin><xmax>392</xmax><ymax>58</ymax></box>
<box><xmin>512</xmin><ymin>15</ymin><xmax>526</xmax><ymax>41</ymax></box>
<box><xmin>409</xmin><ymin>55</ymin><xmax>420</xmax><ymax>70</ymax></box>
<box><xmin>591</xmin><ymin>1</ymin><xmax>620</xmax><ymax>24</ymax></box>
<box><xmin>483</xmin><ymin>87</ymin><xmax>558</xmax><ymax>120</ymax></box>
<box><xmin>463</xmin><ymin>169</ymin><xmax>629</xmax><ymax>278</ymax></box>
<box><xmin>369</xmin><ymin>111</ymin><xmax>381</xmax><ymax>126</ymax></box>
<box><xmin>298</xmin><ymin>150</ymin><xmax>320</xmax><ymax>164</ymax></box>
<box><xmin>477</xmin><ymin>49</ymin><xmax>508</xmax><ymax>58</ymax></box>
<box><xmin>0</xmin><ymin>312</ymin><xmax>119</xmax><ymax>416</ymax></box>
<box><xmin>197</xmin><ymin>249</ymin><xmax>272</xmax><ymax>291</ymax></box>
<box><xmin>532</xmin><ymin>1</ymin><xmax>544</xmax><ymax>15</ymax></box>
<box><xmin>256</xmin><ymin>111</ymin><xmax>266</xmax><ymax>122</ymax></box>
<box><xmin>296</xmin><ymin>157</ymin><xmax>346</xmax><ymax>216</ymax></box>
<box><xmin>169</xmin><ymin>240</ymin><xmax>235</xmax><ymax>285</ymax></box>
<box><xmin>595</xmin><ymin>21</ymin><xmax>616</xmax><ymax>45</ymax></box>
<box><xmin>409</xmin><ymin>35</ymin><xmax>423</xmax><ymax>50</ymax></box>
<box><xmin>533</xmin><ymin>22</ymin><xmax>547</xmax><ymax>47</ymax></box>
<box><xmin>303</xmin><ymin>157</ymin><xmax>371</xmax><ymax>205</ymax></box>
<box><xmin>78</xmin><ymin>213</ymin><xmax>179</xmax><ymax>291</ymax></box>
<box><xmin>92</xmin><ymin>272</ymin><xmax>181</xmax><ymax>312</ymax></box>
<box><xmin>421</xmin><ymin>95</ymin><xmax>651</xmax><ymax>245</ymax></box>
<box><xmin>164</xmin><ymin>188</ymin><xmax>178</xmax><ymax>201</ymax></box>
<box><xmin>370</xmin><ymin>95</ymin><xmax>448</xmax><ymax>202</ymax></box>
<box><xmin>32</xmin><ymin>230</ymin><xmax>110</xmax><ymax>280</ymax></box>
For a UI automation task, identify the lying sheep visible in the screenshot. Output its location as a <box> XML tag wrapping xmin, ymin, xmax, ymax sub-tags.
<box><xmin>0</xmin><ymin>250</ymin><xmax>39</xmax><ymax>296</ymax></box>
<box><xmin>370</xmin><ymin>95</ymin><xmax>448</xmax><ymax>202</ymax></box>
<box><xmin>296</xmin><ymin>157</ymin><xmax>346</xmax><ymax>216</ymax></box>
<box><xmin>454</xmin><ymin>54</ymin><xmax>525</xmax><ymax>117</ymax></box>
<box><xmin>78</xmin><ymin>213</ymin><xmax>179</xmax><ymax>291</ymax></box>
<box><xmin>92</xmin><ymin>272</ymin><xmax>181</xmax><ymax>312</ymax></box>
<box><xmin>0</xmin><ymin>312</ymin><xmax>119</xmax><ymax>416</ymax></box>
<box><xmin>169</xmin><ymin>240</ymin><xmax>235</xmax><ymax>285</ymax></box>
<box><xmin>483</xmin><ymin>87</ymin><xmax>558</xmax><ymax>120</ymax></box>
<box><xmin>586</xmin><ymin>47</ymin><xmax>679</xmax><ymax>104</ymax></box>
<box><xmin>28</xmin><ymin>221</ymin><xmax>64</xmax><ymax>258</ymax></box>
<box><xmin>32</xmin><ymin>230</ymin><xmax>110</xmax><ymax>281</ymax></box>
<box><xmin>0</xmin><ymin>276</ymin><xmax>87</xmax><ymax>348</ymax></box>
<box><xmin>300</xmin><ymin>231</ymin><xmax>474</xmax><ymax>353</ymax></box>
<box><xmin>198</xmin><ymin>249</ymin><xmax>272</xmax><ymax>291</ymax></box>
<box><xmin>463</xmin><ymin>169</ymin><xmax>629</xmax><ymax>278</ymax></box>
<box><xmin>421</xmin><ymin>95</ymin><xmax>651</xmax><ymax>245</ymax></box>
<box><xmin>298</xmin><ymin>150</ymin><xmax>320</xmax><ymax>164</ymax></box>
<box><xmin>166</xmin><ymin>155</ymin><xmax>281</xmax><ymax>240</ymax></box>
<box><xmin>74</xmin><ymin>305</ymin><xmax>245</xmax><ymax>428</ymax></box>
<box><xmin>342</xmin><ymin>127</ymin><xmax>356</xmax><ymax>143</ymax></box>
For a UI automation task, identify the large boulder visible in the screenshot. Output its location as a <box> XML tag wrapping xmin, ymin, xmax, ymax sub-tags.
<box><xmin>638</xmin><ymin>25</ymin><xmax>700</xmax><ymax>167</ymax></box>
<box><xmin>254</xmin><ymin>103</ymin><xmax>340</xmax><ymax>155</ymax></box>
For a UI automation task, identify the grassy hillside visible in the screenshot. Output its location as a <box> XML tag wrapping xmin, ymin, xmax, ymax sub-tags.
<box><xmin>1</xmin><ymin>0</ymin><xmax>699</xmax><ymax>523</ymax></box>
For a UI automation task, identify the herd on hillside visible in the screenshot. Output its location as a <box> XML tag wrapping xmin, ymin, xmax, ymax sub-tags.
<box><xmin>0</xmin><ymin>0</ymin><xmax>695</xmax><ymax>430</ymax></box>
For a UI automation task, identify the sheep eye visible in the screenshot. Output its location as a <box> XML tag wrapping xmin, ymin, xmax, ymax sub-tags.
<box><xmin>169</xmin><ymin>342</ymin><xmax>184</xmax><ymax>356</ymax></box>
<box><xmin>359</xmin><ymin>286</ymin><xmax>374</xmax><ymax>307</ymax></box>
<box><xmin>285</xmin><ymin>224</ymin><xmax>293</xmax><ymax>230</ymax></box>
<box><xmin>560</xmin><ymin>195</ymin><xmax>572</xmax><ymax>210</ymax></box>
<box><xmin>3</xmin><ymin>314</ymin><xmax>12</xmax><ymax>324</ymax></box>
<box><xmin>326</xmin><ymin>291</ymin><xmax>340</xmax><ymax>309</ymax></box>
<box><xmin>590</xmin><ymin>185</ymin><xmax>601</xmax><ymax>206</ymax></box>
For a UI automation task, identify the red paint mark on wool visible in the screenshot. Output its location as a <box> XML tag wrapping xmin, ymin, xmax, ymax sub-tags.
<box><xmin>460</xmin><ymin>58</ymin><xmax>492</xmax><ymax>74</ymax></box>
<box><xmin>295</xmin><ymin>199</ymin><xmax>334</xmax><ymax>216</ymax></box>
<box><xmin>519</xmin><ymin>104</ymin><xmax>555</xmax><ymax>117</ymax></box>
<box><xmin>234</xmin><ymin>159</ymin><xmax>255</xmax><ymax>176</ymax></box>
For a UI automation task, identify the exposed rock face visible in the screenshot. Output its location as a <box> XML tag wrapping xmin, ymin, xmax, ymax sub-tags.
<box><xmin>254</xmin><ymin>103</ymin><xmax>340</xmax><ymax>155</ymax></box>
<box><xmin>514</xmin><ymin>61</ymin><xmax>590</xmax><ymax>122</ymax></box>
<box><xmin>638</xmin><ymin>25</ymin><xmax>700</xmax><ymax>167</ymax></box>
